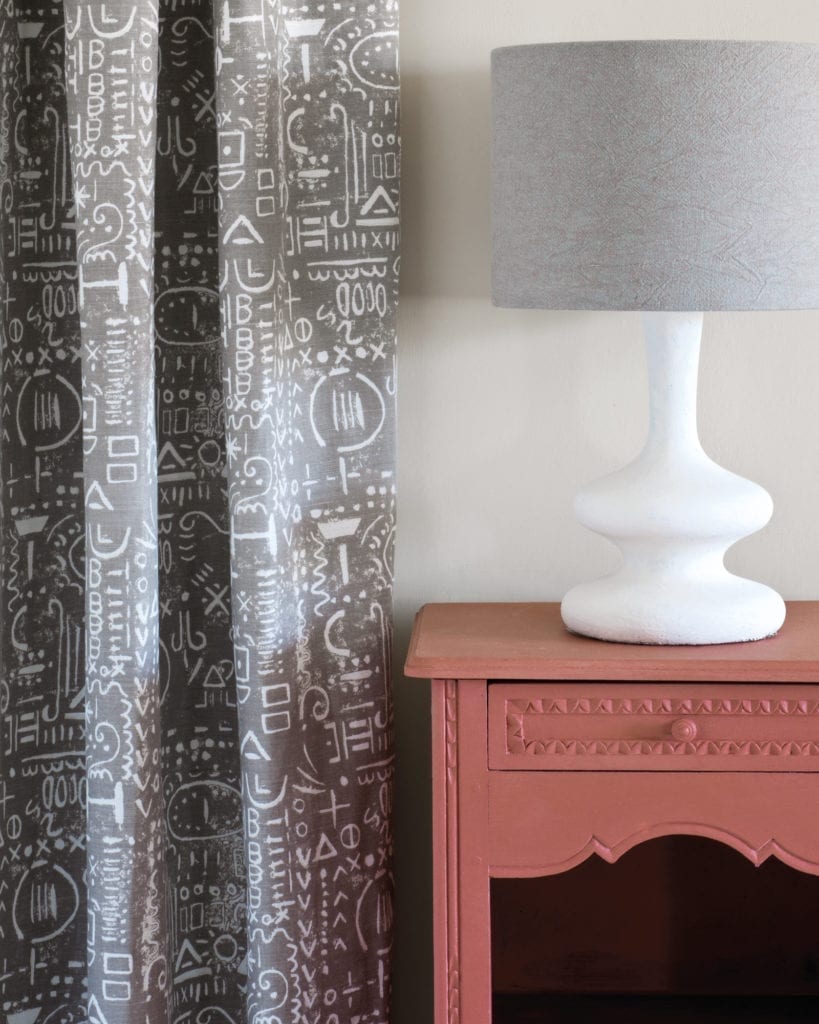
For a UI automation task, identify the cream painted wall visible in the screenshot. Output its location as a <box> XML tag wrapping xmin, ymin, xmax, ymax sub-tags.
<box><xmin>392</xmin><ymin>1</ymin><xmax>819</xmax><ymax>1020</ymax></box>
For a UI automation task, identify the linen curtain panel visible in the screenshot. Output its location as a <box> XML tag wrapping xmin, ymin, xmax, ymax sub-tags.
<box><xmin>0</xmin><ymin>1</ymin><xmax>399</xmax><ymax>1022</ymax></box>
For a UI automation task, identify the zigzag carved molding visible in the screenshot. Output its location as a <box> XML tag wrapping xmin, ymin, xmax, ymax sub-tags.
<box><xmin>506</xmin><ymin>732</ymin><xmax>819</xmax><ymax>758</ymax></box>
<box><xmin>507</xmin><ymin>697</ymin><xmax>819</xmax><ymax>716</ymax></box>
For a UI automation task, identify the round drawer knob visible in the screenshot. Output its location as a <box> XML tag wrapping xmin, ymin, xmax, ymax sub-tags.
<box><xmin>671</xmin><ymin>717</ymin><xmax>698</xmax><ymax>742</ymax></box>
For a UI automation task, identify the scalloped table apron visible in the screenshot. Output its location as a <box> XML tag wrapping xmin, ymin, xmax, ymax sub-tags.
<box><xmin>0</xmin><ymin>3</ymin><xmax>399</xmax><ymax>1022</ymax></box>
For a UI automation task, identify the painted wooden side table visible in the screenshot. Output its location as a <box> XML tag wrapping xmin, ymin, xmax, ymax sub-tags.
<box><xmin>404</xmin><ymin>601</ymin><xmax>819</xmax><ymax>1024</ymax></box>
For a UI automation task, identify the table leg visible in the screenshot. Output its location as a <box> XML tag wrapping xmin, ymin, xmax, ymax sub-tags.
<box><xmin>432</xmin><ymin>678</ymin><xmax>492</xmax><ymax>1024</ymax></box>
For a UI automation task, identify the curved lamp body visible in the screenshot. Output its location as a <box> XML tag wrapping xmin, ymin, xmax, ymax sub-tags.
<box><xmin>560</xmin><ymin>313</ymin><xmax>785</xmax><ymax>644</ymax></box>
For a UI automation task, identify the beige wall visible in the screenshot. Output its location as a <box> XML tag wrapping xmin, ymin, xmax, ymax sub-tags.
<box><xmin>393</xmin><ymin>1</ymin><xmax>819</xmax><ymax>1020</ymax></box>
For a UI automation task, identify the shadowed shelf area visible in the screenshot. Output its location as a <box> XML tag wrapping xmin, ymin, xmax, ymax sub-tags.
<box><xmin>493</xmin><ymin>994</ymin><xmax>818</xmax><ymax>1023</ymax></box>
<box><xmin>491</xmin><ymin>837</ymin><xmax>819</xmax><ymax>1023</ymax></box>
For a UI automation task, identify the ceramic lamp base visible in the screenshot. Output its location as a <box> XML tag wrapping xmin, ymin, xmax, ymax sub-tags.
<box><xmin>560</xmin><ymin>312</ymin><xmax>786</xmax><ymax>646</ymax></box>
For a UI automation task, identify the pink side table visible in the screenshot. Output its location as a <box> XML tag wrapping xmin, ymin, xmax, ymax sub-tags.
<box><xmin>404</xmin><ymin>601</ymin><xmax>819</xmax><ymax>1024</ymax></box>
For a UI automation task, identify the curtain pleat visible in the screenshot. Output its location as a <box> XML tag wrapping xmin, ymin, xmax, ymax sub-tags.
<box><xmin>0</xmin><ymin>1</ymin><xmax>399</xmax><ymax>1021</ymax></box>
<box><xmin>63</xmin><ymin>6</ymin><xmax>169</xmax><ymax>1017</ymax></box>
<box><xmin>0</xmin><ymin>0</ymin><xmax>90</xmax><ymax>1014</ymax></box>
<box><xmin>213</xmin><ymin>4</ymin><xmax>398</xmax><ymax>1017</ymax></box>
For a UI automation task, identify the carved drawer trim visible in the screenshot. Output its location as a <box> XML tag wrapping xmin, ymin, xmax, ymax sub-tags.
<box><xmin>488</xmin><ymin>683</ymin><xmax>819</xmax><ymax>772</ymax></box>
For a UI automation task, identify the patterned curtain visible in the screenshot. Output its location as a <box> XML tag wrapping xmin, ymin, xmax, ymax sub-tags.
<box><xmin>0</xmin><ymin>2</ymin><xmax>399</xmax><ymax>1022</ymax></box>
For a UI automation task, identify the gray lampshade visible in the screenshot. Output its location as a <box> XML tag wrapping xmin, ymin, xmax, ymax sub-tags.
<box><xmin>491</xmin><ymin>40</ymin><xmax>819</xmax><ymax>311</ymax></box>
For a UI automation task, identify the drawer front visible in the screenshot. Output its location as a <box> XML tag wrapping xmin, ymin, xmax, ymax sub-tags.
<box><xmin>488</xmin><ymin>683</ymin><xmax>819</xmax><ymax>771</ymax></box>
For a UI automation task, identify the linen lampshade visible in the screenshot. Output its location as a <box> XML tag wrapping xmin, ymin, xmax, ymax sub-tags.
<box><xmin>491</xmin><ymin>40</ymin><xmax>819</xmax><ymax>312</ymax></box>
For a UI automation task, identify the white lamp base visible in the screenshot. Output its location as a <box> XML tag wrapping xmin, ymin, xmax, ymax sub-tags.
<box><xmin>560</xmin><ymin>311</ymin><xmax>785</xmax><ymax>645</ymax></box>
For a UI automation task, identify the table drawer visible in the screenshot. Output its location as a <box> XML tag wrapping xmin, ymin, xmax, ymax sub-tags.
<box><xmin>488</xmin><ymin>683</ymin><xmax>819</xmax><ymax>771</ymax></box>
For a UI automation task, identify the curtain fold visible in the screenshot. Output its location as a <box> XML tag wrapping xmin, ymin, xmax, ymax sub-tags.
<box><xmin>0</xmin><ymin>1</ymin><xmax>399</xmax><ymax>1021</ymax></box>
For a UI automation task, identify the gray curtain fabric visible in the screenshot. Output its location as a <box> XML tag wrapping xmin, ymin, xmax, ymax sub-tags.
<box><xmin>0</xmin><ymin>2</ymin><xmax>399</xmax><ymax>1022</ymax></box>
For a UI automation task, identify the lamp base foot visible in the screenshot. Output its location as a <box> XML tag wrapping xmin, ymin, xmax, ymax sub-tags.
<box><xmin>561</xmin><ymin>576</ymin><xmax>786</xmax><ymax>645</ymax></box>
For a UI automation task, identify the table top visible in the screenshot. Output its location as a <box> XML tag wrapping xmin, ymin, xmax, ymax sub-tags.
<box><xmin>403</xmin><ymin>601</ymin><xmax>819</xmax><ymax>682</ymax></box>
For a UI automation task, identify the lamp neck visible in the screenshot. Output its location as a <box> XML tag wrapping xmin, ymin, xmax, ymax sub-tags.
<box><xmin>640</xmin><ymin>311</ymin><xmax>705</xmax><ymax>457</ymax></box>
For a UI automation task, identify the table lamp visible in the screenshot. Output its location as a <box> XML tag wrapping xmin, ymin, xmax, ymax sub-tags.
<box><xmin>492</xmin><ymin>40</ymin><xmax>819</xmax><ymax>645</ymax></box>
